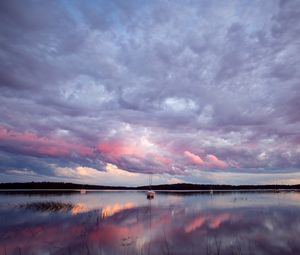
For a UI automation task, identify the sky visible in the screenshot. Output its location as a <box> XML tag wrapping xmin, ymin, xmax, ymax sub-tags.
<box><xmin>0</xmin><ymin>0</ymin><xmax>300</xmax><ymax>186</ymax></box>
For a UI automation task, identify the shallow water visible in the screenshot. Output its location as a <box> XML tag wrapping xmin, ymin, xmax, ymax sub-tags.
<box><xmin>0</xmin><ymin>190</ymin><xmax>300</xmax><ymax>255</ymax></box>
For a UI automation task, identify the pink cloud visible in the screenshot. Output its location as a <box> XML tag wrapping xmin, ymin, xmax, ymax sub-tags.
<box><xmin>0</xmin><ymin>125</ymin><xmax>235</xmax><ymax>175</ymax></box>
<box><xmin>151</xmin><ymin>153</ymin><xmax>172</xmax><ymax>166</ymax></box>
<box><xmin>184</xmin><ymin>150</ymin><xmax>229</xmax><ymax>169</ymax></box>
<box><xmin>0</xmin><ymin>126</ymin><xmax>94</xmax><ymax>158</ymax></box>
<box><xmin>98</xmin><ymin>141</ymin><xmax>140</xmax><ymax>158</ymax></box>
<box><xmin>206</xmin><ymin>154</ymin><xmax>228</xmax><ymax>169</ymax></box>
<box><xmin>98</xmin><ymin>139</ymin><xmax>174</xmax><ymax>174</ymax></box>
<box><xmin>184</xmin><ymin>151</ymin><xmax>204</xmax><ymax>165</ymax></box>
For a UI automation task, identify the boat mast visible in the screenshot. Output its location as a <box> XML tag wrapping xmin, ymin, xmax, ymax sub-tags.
<box><xmin>149</xmin><ymin>174</ymin><xmax>153</xmax><ymax>190</ymax></box>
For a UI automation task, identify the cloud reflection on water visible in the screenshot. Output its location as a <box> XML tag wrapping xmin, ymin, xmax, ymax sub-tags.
<box><xmin>0</xmin><ymin>191</ymin><xmax>300</xmax><ymax>254</ymax></box>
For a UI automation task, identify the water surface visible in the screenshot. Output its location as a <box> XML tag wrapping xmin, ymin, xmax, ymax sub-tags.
<box><xmin>0</xmin><ymin>190</ymin><xmax>299</xmax><ymax>255</ymax></box>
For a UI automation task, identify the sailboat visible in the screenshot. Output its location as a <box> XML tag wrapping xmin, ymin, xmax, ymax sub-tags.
<box><xmin>146</xmin><ymin>174</ymin><xmax>155</xmax><ymax>199</ymax></box>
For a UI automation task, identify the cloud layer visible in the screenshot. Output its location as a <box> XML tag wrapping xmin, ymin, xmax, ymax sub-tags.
<box><xmin>0</xmin><ymin>0</ymin><xmax>300</xmax><ymax>184</ymax></box>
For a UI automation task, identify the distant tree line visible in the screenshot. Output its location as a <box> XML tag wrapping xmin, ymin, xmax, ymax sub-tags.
<box><xmin>0</xmin><ymin>182</ymin><xmax>300</xmax><ymax>191</ymax></box>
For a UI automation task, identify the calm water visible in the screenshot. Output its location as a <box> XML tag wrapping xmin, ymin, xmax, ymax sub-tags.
<box><xmin>0</xmin><ymin>190</ymin><xmax>300</xmax><ymax>255</ymax></box>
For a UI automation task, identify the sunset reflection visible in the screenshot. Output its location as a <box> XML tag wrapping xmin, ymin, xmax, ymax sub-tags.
<box><xmin>71</xmin><ymin>203</ymin><xmax>86</xmax><ymax>215</ymax></box>
<box><xmin>101</xmin><ymin>202</ymin><xmax>135</xmax><ymax>218</ymax></box>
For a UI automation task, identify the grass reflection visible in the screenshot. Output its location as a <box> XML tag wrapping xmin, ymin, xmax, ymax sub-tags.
<box><xmin>19</xmin><ymin>201</ymin><xmax>76</xmax><ymax>212</ymax></box>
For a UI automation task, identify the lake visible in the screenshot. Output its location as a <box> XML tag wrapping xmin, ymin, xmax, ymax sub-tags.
<box><xmin>0</xmin><ymin>190</ymin><xmax>300</xmax><ymax>255</ymax></box>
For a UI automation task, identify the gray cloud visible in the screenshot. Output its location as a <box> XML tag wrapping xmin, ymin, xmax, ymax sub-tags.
<box><xmin>0</xmin><ymin>0</ymin><xmax>300</xmax><ymax>184</ymax></box>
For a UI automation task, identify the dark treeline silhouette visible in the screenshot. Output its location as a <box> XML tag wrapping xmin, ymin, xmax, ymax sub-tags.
<box><xmin>1</xmin><ymin>182</ymin><xmax>300</xmax><ymax>191</ymax></box>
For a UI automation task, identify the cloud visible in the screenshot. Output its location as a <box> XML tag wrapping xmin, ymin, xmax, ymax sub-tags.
<box><xmin>0</xmin><ymin>126</ymin><xmax>94</xmax><ymax>158</ymax></box>
<box><xmin>184</xmin><ymin>151</ymin><xmax>204</xmax><ymax>166</ymax></box>
<box><xmin>0</xmin><ymin>0</ymin><xmax>300</xmax><ymax>184</ymax></box>
<box><xmin>184</xmin><ymin>151</ymin><xmax>230</xmax><ymax>169</ymax></box>
<box><xmin>206</xmin><ymin>154</ymin><xmax>228</xmax><ymax>169</ymax></box>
